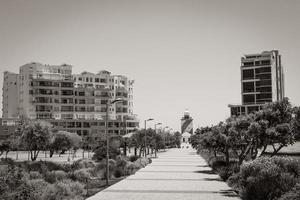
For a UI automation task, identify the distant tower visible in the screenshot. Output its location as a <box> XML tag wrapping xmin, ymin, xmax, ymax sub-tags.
<box><xmin>181</xmin><ymin>110</ymin><xmax>193</xmax><ymax>134</ymax></box>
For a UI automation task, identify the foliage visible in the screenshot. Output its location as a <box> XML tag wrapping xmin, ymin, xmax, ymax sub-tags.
<box><xmin>92</xmin><ymin>140</ymin><xmax>121</xmax><ymax>161</ymax></box>
<box><xmin>48</xmin><ymin>131</ymin><xmax>82</xmax><ymax>157</ymax></box>
<box><xmin>42</xmin><ymin>179</ymin><xmax>85</xmax><ymax>200</ymax></box>
<box><xmin>129</xmin><ymin>155</ymin><xmax>139</xmax><ymax>162</ymax></box>
<box><xmin>278</xmin><ymin>183</ymin><xmax>300</xmax><ymax>200</ymax></box>
<box><xmin>19</xmin><ymin>120</ymin><xmax>53</xmax><ymax>161</ymax></box>
<box><xmin>231</xmin><ymin>156</ymin><xmax>300</xmax><ymax>200</ymax></box>
<box><xmin>0</xmin><ymin>140</ymin><xmax>11</xmax><ymax>157</ymax></box>
<box><xmin>191</xmin><ymin>98</ymin><xmax>298</xmax><ymax>166</ymax></box>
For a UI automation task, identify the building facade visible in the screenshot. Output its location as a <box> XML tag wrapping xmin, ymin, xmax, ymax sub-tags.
<box><xmin>2</xmin><ymin>62</ymin><xmax>139</xmax><ymax>140</ymax></box>
<box><xmin>229</xmin><ymin>50</ymin><xmax>285</xmax><ymax>116</ymax></box>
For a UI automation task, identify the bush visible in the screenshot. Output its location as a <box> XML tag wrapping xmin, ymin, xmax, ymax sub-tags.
<box><xmin>71</xmin><ymin>159</ymin><xmax>96</xmax><ymax>170</ymax></box>
<box><xmin>216</xmin><ymin>162</ymin><xmax>239</xmax><ymax>181</ymax></box>
<box><xmin>44</xmin><ymin>171</ymin><xmax>57</xmax><ymax>184</ymax></box>
<box><xmin>23</xmin><ymin>161</ymin><xmax>70</xmax><ymax>174</ymax></box>
<box><xmin>54</xmin><ymin>170</ymin><xmax>67</xmax><ymax>181</ymax></box>
<box><xmin>124</xmin><ymin>162</ymin><xmax>139</xmax><ymax>175</ymax></box>
<box><xmin>129</xmin><ymin>155</ymin><xmax>139</xmax><ymax>162</ymax></box>
<box><xmin>234</xmin><ymin>156</ymin><xmax>300</xmax><ymax>200</ymax></box>
<box><xmin>114</xmin><ymin>168</ymin><xmax>124</xmax><ymax>178</ymax></box>
<box><xmin>42</xmin><ymin>179</ymin><xmax>85</xmax><ymax>200</ymax></box>
<box><xmin>26</xmin><ymin>179</ymin><xmax>50</xmax><ymax>200</ymax></box>
<box><xmin>29</xmin><ymin>171</ymin><xmax>43</xmax><ymax>179</ymax></box>
<box><xmin>72</xmin><ymin>168</ymin><xmax>90</xmax><ymax>182</ymax></box>
<box><xmin>278</xmin><ymin>183</ymin><xmax>300</xmax><ymax>200</ymax></box>
<box><xmin>92</xmin><ymin>145</ymin><xmax>121</xmax><ymax>161</ymax></box>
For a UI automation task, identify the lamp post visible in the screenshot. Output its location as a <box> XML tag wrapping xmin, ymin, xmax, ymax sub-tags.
<box><xmin>154</xmin><ymin>123</ymin><xmax>162</xmax><ymax>158</ymax></box>
<box><xmin>144</xmin><ymin>118</ymin><xmax>154</xmax><ymax>157</ymax></box>
<box><xmin>163</xmin><ymin>126</ymin><xmax>168</xmax><ymax>151</ymax></box>
<box><xmin>106</xmin><ymin>98</ymin><xmax>124</xmax><ymax>186</ymax></box>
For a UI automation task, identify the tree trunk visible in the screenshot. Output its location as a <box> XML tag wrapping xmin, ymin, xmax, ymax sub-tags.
<box><xmin>271</xmin><ymin>145</ymin><xmax>284</xmax><ymax>157</ymax></box>
<box><xmin>50</xmin><ymin>150</ymin><xmax>54</xmax><ymax>158</ymax></box>
<box><xmin>259</xmin><ymin>144</ymin><xmax>268</xmax><ymax>157</ymax></box>
<box><xmin>225</xmin><ymin>148</ymin><xmax>230</xmax><ymax>165</ymax></box>
<box><xmin>124</xmin><ymin>142</ymin><xmax>127</xmax><ymax>156</ymax></box>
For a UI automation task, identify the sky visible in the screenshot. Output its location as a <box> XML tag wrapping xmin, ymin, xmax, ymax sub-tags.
<box><xmin>0</xmin><ymin>0</ymin><xmax>299</xmax><ymax>132</ymax></box>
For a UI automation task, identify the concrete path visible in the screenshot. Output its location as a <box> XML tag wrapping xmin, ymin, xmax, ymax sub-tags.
<box><xmin>87</xmin><ymin>148</ymin><xmax>240</xmax><ymax>200</ymax></box>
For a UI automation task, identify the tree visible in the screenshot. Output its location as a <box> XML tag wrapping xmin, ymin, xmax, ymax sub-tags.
<box><xmin>254</xmin><ymin>97</ymin><xmax>295</xmax><ymax>156</ymax></box>
<box><xmin>48</xmin><ymin>131</ymin><xmax>81</xmax><ymax>158</ymax></box>
<box><xmin>92</xmin><ymin>137</ymin><xmax>121</xmax><ymax>161</ymax></box>
<box><xmin>0</xmin><ymin>140</ymin><xmax>11</xmax><ymax>158</ymax></box>
<box><xmin>173</xmin><ymin>131</ymin><xmax>182</xmax><ymax>148</ymax></box>
<box><xmin>19</xmin><ymin>121</ymin><xmax>52</xmax><ymax>161</ymax></box>
<box><xmin>292</xmin><ymin>106</ymin><xmax>300</xmax><ymax>140</ymax></box>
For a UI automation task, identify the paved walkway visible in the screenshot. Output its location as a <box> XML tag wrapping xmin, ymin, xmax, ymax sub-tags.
<box><xmin>87</xmin><ymin>148</ymin><xmax>240</xmax><ymax>200</ymax></box>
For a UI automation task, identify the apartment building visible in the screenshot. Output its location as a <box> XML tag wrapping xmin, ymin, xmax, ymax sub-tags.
<box><xmin>229</xmin><ymin>50</ymin><xmax>285</xmax><ymax>116</ymax></box>
<box><xmin>2</xmin><ymin>71</ymin><xmax>19</xmax><ymax>118</ymax></box>
<box><xmin>1</xmin><ymin>62</ymin><xmax>139</xmax><ymax>140</ymax></box>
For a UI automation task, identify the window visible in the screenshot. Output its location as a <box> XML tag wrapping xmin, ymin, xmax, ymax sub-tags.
<box><xmin>243</xmin><ymin>94</ymin><xmax>255</xmax><ymax>104</ymax></box>
<box><xmin>261</xmin><ymin>60</ymin><xmax>271</xmax><ymax>65</ymax></box>
<box><xmin>243</xmin><ymin>82</ymin><xmax>254</xmax><ymax>93</ymax></box>
<box><xmin>242</xmin><ymin>69</ymin><xmax>254</xmax><ymax>80</ymax></box>
<box><xmin>243</xmin><ymin>62</ymin><xmax>254</xmax><ymax>67</ymax></box>
<box><xmin>95</xmin><ymin>78</ymin><xmax>100</xmax><ymax>82</ymax></box>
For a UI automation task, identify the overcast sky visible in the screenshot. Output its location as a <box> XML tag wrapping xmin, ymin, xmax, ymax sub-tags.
<box><xmin>0</xmin><ymin>0</ymin><xmax>299</xmax><ymax>131</ymax></box>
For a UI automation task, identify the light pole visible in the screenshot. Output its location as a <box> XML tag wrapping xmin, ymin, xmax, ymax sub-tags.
<box><xmin>106</xmin><ymin>98</ymin><xmax>124</xmax><ymax>186</ymax></box>
<box><xmin>154</xmin><ymin>122</ymin><xmax>162</xmax><ymax>158</ymax></box>
<box><xmin>144</xmin><ymin>118</ymin><xmax>154</xmax><ymax>157</ymax></box>
<box><xmin>163</xmin><ymin>126</ymin><xmax>168</xmax><ymax>151</ymax></box>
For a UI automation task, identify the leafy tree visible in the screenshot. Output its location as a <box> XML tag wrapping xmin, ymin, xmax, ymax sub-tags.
<box><xmin>19</xmin><ymin>121</ymin><xmax>52</xmax><ymax>161</ymax></box>
<box><xmin>92</xmin><ymin>137</ymin><xmax>121</xmax><ymax>161</ymax></box>
<box><xmin>0</xmin><ymin>140</ymin><xmax>11</xmax><ymax>158</ymax></box>
<box><xmin>254</xmin><ymin>97</ymin><xmax>295</xmax><ymax>156</ymax></box>
<box><xmin>48</xmin><ymin>131</ymin><xmax>81</xmax><ymax>157</ymax></box>
<box><xmin>173</xmin><ymin>131</ymin><xmax>182</xmax><ymax>148</ymax></box>
<box><xmin>292</xmin><ymin>106</ymin><xmax>300</xmax><ymax>140</ymax></box>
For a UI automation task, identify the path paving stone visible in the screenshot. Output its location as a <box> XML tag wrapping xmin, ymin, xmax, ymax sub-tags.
<box><xmin>87</xmin><ymin>148</ymin><xmax>240</xmax><ymax>200</ymax></box>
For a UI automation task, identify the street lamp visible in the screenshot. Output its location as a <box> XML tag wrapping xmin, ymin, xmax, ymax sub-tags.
<box><xmin>106</xmin><ymin>98</ymin><xmax>124</xmax><ymax>186</ymax></box>
<box><xmin>144</xmin><ymin>118</ymin><xmax>154</xmax><ymax>157</ymax></box>
<box><xmin>154</xmin><ymin>123</ymin><xmax>162</xmax><ymax>158</ymax></box>
<box><xmin>163</xmin><ymin>126</ymin><xmax>168</xmax><ymax>151</ymax></box>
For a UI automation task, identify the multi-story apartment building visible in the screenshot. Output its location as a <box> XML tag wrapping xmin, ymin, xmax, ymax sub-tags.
<box><xmin>2</xmin><ymin>71</ymin><xmax>19</xmax><ymax>118</ymax></box>
<box><xmin>229</xmin><ymin>50</ymin><xmax>285</xmax><ymax>116</ymax></box>
<box><xmin>1</xmin><ymin>62</ymin><xmax>139</xmax><ymax>140</ymax></box>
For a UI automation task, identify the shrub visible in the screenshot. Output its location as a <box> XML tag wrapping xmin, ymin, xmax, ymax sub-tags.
<box><xmin>26</xmin><ymin>179</ymin><xmax>50</xmax><ymax>200</ymax></box>
<box><xmin>134</xmin><ymin>157</ymin><xmax>151</xmax><ymax>168</ymax></box>
<box><xmin>278</xmin><ymin>183</ymin><xmax>300</xmax><ymax>200</ymax></box>
<box><xmin>29</xmin><ymin>171</ymin><xmax>43</xmax><ymax>179</ymax></box>
<box><xmin>88</xmin><ymin>167</ymin><xmax>104</xmax><ymax>178</ymax></box>
<box><xmin>11</xmin><ymin>181</ymin><xmax>37</xmax><ymax>200</ymax></box>
<box><xmin>23</xmin><ymin>161</ymin><xmax>70</xmax><ymax>174</ymax></box>
<box><xmin>114</xmin><ymin>168</ymin><xmax>124</xmax><ymax>178</ymax></box>
<box><xmin>71</xmin><ymin>159</ymin><xmax>96</xmax><ymax>170</ymax></box>
<box><xmin>42</xmin><ymin>179</ymin><xmax>85</xmax><ymax>200</ymax></box>
<box><xmin>235</xmin><ymin>156</ymin><xmax>300</xmax><ymax>200</ymax></box>
<box><xmin>44</xmin><ymin>171</ymin><xmax>57</xmax><ymax>184</ymax></box>
<box><xmin>54</xmin><ymin>170</ymin><xmax>67</xmax><ymax>181</ymax></box>
<box><xmin>124</xmin><ymin>162</ymin><xmax>139</xmax><ymax>175</ymax></box>
<box><xmin>92</xmin><ymin>145</ymin><xmax>121</xmax><ymax>161</ymax></box>
<box><xmin>129</xmin><ymin>155</ymin><xmax>139</xmax><ymax>162</ymax></box>
<box><xmin>72</xmin><ymin>168</ymin><xmax>90</xmax><ymax>182</ymax></box>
